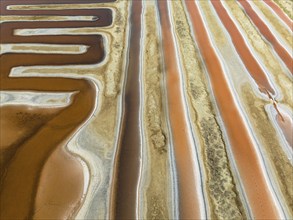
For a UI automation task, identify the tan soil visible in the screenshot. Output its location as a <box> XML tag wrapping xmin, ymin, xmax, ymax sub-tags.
<box><xmin>141</xmin><ymin>3</ymin><xmax>171</xmax><ymax>219</ymax></box>
<box><xmin>253</xmin><ymin>0</ymin><xmax>293</xmax><ymax>46</ymax></box>
<box><xmin>199</xmin><ymin>0</ymin><xmax>281</xmax><ymax>217</ymax></box>
<box><xmin>273</xmin><ymin>0</ymin><xmax>293</xmax><ymax>19</ymax></box>
<box><xmin>241</xmin><ymin>84</ymin><xmax>293</xmax><ymax>216</ymax></box>
<box><xmin>170</xmin><ymin>1</ymin><xmax>247</xmax><ymax>219</ymax></box>
<box><xmin>224</xmin><ymin>0</ymin><xmax>293</xmax><ymax>109</ymax></box>
<box><xmin>222</xmin><ymin>1</ymin><xmax>293</xmax><ymax>215</ymax></box>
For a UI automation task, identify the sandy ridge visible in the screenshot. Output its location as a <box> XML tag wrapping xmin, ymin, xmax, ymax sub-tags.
<box><xmin>273</xmin><ymin>0</ymin><xmax>293</xmax><ymax>19</ymax></box>
<box><xmin>138</xmin><ymin>2</ymin><xmax>173</xmax><ymax>219</ymax></box>
<box><xmin>169</xmin><ymin>1</ymin><xmax>247</xmax><ymax>219</ymax></box>
<box><xmin>221</xmin><ymin>1</ymin><xmax>293</xmax><ymax>216</ymax></box>
<box><xmin>252</xmin><ymin>1</ymin><xmax>292</xmax><ymax>46</ymax></box>
<box><xmin>224</xmin><ymin>0</ymin><xmax>292</xmax><ymax>108</ymax></box>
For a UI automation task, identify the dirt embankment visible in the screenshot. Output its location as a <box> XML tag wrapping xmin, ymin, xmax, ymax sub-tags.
<box><xmin>141</xmin><ymin>3</ymin><xmax>172</xmax><ymax>219</ymax></box>
<box><xmin>170</xmin><ymin>1</ymin><xmax>247</xmax><ymax>219</ymax></box>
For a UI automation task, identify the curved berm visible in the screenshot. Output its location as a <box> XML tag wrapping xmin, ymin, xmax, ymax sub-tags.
<box><xmin>0</xmin><ymin>0</ymin><xmax>292</xmax><ymax>219</ymax></box>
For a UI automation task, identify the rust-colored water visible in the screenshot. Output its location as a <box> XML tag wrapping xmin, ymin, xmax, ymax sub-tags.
<box><xmin>0</xmin><ymin>1</ymin><xmax>112</xmax><ymax>218</ymax></box>
<box><xmin>239</xmin><ymin>0</ymin><xmax>293</xmax><ymax>74</ymax></box>
<box><xmin>211</xmin><ymin>1</ymin><xmax>275</xmax><ymax>95</ymax></box>
<box><xmin>185</xmin><ymin>1</ymin><xmax>280</xmax><ymax>219</ymax></box>
<box><xmin>158</xmin><ymin>1</ymin><xmax>202</xmax><ymax>219</ymax></box>
<box><xmin>263</xmin><ymin>0</ymin><xmax>293</xmax><ymax>31</ymax></box>
<box><xmin>0</xmin><ymin>106</ymin><xmax>85</xmax><ymax>219</ymax></box>
<box><xmin>0</xmin><ymin>105</ymin><xmax>63</xmax><ymax>177</ymax></box>
<box><xmin>110</xmin><ymin>1</ymin><xmax>142</xmax><ymax>219</ymax></box>
<box><xmin>2</xmin><ymin>0</ymin><xmax>115</xmax><ymax>8</ymax></box>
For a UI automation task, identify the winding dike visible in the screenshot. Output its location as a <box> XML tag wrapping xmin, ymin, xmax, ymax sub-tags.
<box><xmin>0</xmin><ymin>0</ymin><xmax>292</xmax><ymax>219</ymax></box>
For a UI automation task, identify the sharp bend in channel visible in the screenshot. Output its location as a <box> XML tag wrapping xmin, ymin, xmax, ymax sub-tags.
<box><xmin>1</xmin><ymin>0</ymin><xmax>292</xmax><ymax>219</ymax></box>
<box><xmin>0</xmin><ymin>1</ymin><xmax>112</xmax><ymax>219</ymax></box>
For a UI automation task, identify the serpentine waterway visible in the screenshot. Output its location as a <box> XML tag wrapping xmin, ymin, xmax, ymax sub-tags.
<box><xmin>0</xmin><ymin>0</ymin><xmax>292</xmax><ymax>219</ymax></box>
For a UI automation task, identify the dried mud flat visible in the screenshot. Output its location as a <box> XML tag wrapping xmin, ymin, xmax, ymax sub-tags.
<box><xmin>0</xmin><ymin>0</ymin><xmax>292</xmax><ymax>219</ymax></box>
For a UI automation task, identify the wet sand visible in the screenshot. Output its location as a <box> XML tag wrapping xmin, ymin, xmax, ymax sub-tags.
<box><xmin>158</xmin><ymin>1</ymin><xmax>203</xmax><ymax>219</ymax></box>
<box><xmin>34</xmin><ymin>146</ymin><xmax>84</xmax><ymax>219</ymax></box>
<box><xmin>238</xmin><ymin>0</ymin><xmax>293</xmax><ymax>74</ymax></box>
<box><xmin>185</xmin><ymin>1</ymin><xmax>281</xmax><ymax>219</ymax></box>
<box><xmin>0</xmin><ymin>0</ymin><xmax>111</xmax><ymax>218</ymax></box>
<box><xmin>110</xmin><ymin>1</ymin><xmax>142</xmax><ymax>219</ymax></box>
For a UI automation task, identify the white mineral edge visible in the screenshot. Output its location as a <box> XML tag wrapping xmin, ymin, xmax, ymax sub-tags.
<box><xmin>169</xmin><ymin>1</ymin><xmax>208</xmax><ymax>219</ymax></box>
<box><xmin>201</xmin><ymin>1</ymin><xmax>287</xmax><ymax>218</ymax></box>
<box><xmin>0</xmin><ymin>44</ymin><xmax>89</xmax><ymax>55</ymax></box>
<box><xmin>248</xmin><ymin>1</ymin><xmax>293</xmax><ymax>55</ymax></box>
<box><xmin>0</xmin><ymin>91</ymin><xmax>74</xmax><ymax>107</ymax></box>
<box><xmin>0</xmin><ymin>15</ymin><xmax>97</xmax><ymax>23</ymax></box>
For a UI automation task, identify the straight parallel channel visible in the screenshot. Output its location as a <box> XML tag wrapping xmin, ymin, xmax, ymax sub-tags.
<box><xmin>263</xmin><ymin>0</ymin><xmax>293</xmax><ymax>30</ymax></box>
<box><xmin>185</xmin><ymin>1</ymin><xmax>283</xmax><ymax>219</ymax></box>
<box><xmin>157</xmin><ymin>1</ymin><xmax>204</xmax><ymax>219</ymax></box>
<box><xmin>238</xmin><ymin>0</ymin><xmax>292</xmax><ymax>74</ymax></box>
<box><xmin>110</xmin><ymin>0</ymin><xmax>142</xmax><ymax>219</ymax></box>
<box><xmin>211</xmin><ymin>1</ymin><xmax>276</xmax><ymax>95</ymax></box>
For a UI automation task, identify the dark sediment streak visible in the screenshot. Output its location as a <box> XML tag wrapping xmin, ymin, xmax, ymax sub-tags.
<box><xmin>0</xmin><ymin>2</ymin><xmax>112</xmax><ymax>219</ymax></box>
<box><xmin>110</xmin><ymin>1</ymin><xmax>142</xmax><ymax>219</ymax></box>
<box><xmin>238</xmin><ymin>0</ymin><xmax>293</xmax><ymax>75</ymax></box>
